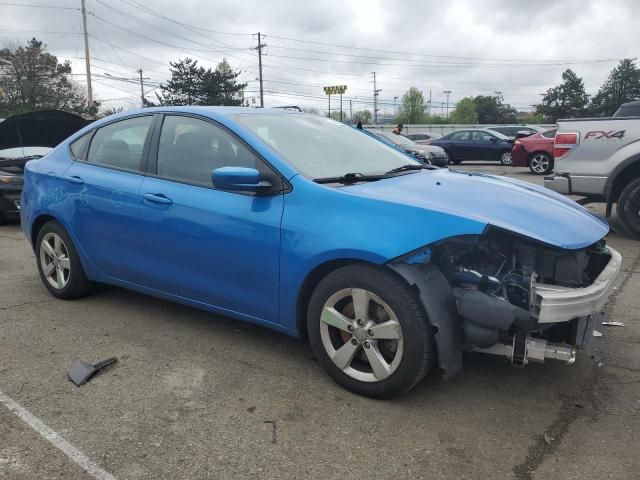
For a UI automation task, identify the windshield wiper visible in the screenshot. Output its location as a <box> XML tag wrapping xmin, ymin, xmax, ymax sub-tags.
<box><xmin>313</xmin><ymin>172</ymin><xmax>389</xmax><ymax>185</ymax></box>
<box><xmin>385</xmin><ymin>164</ymin><xmax>436</xmax><ymax>175</ymax></box>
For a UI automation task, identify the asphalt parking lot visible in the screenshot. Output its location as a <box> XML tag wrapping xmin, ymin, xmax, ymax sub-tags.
<box><xmin>1</xmin><ymin>163</ymin><xmax>639</xmax><ymax>480</ymax></box>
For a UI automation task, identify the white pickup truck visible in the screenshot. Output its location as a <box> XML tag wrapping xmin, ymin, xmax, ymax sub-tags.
<box><xmin>544</xmin><ymin>116</ymin><xmax>640</xmax><ymax>239</ymax></box>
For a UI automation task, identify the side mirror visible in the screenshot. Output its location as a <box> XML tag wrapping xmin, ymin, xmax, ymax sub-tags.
<box><xmin>489</xmin><ymin>137</ymin><xmax>497</xmax><ymax>143</ymax></box>
<box><xmin>212</xmin><ymin>166</ymin><xmax>272</xmax><ymax>193</ymax></box>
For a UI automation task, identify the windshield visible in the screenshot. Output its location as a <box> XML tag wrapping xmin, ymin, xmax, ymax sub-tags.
<box><xmin>488</xmin><ymin>130</ymin><xmax>510</xmax><ymax>140</ymax></box>
<box><xmin>232</xmin><ymin>113</ymin><xmax>419</xmax><ymax>179</ymax></box>
<box><xmin>376</xmin><ymin>132</ymin><xmax>415</xmax><ymax>147</ymax></box>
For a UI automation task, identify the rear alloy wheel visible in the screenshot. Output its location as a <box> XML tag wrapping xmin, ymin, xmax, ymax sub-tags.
<box><xmin>499</xmin><ymin>151</ymin><xmax>513</xmax><ymax>166</ymax></box>
<box><xmin>529</xmin><ymin>153</ymin><xmax>553</xmax><ymax>175</ymax></box>
<box><xmin>617</xmin><ymin>177</ymin><xmax>640</xmax><ymax>240</ymax></box>
<box><xmin>307</xmin><ymin>264</ymin><xmax>435</xmax><ymax>398</ymax></box>
<box><xmin>36</xmin><ymin>221</ymin><xmax>92</xmax><ymax>299</ymax></box>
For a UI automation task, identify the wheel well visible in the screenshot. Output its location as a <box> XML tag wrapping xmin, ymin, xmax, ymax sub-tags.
<box><xmin>610</xmin><ymin>160</ymin><xmax>640</xmax><ymax>204</ymax></box>
<box><xmin>30</xmin><ymin>214</ymin><xmax>56</xmax><ymax>247</ymax></box>
<box><xmin>296</xmin><ymin>259</ymin><xmax>371</xmax><ymax>340</ymax></box>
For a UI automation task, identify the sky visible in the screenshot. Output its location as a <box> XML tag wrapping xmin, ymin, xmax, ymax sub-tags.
<box><xmin>1</xmin><ymin>0</ymin><xmax>639</xmax><ymax>116</ymax></box>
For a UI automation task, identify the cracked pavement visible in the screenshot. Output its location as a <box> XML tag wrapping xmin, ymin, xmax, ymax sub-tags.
<box><xmin>1</xmin><ymin>163</ymin><xmax>639</xmax><ymax>480</ymax></box>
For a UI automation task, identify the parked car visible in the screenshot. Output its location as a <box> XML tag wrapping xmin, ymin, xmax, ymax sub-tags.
<box><xmin>0</xmin><ymin>110</ymin><xmax>89</xmax><ymax>223</ymax></box>
<box><xmin>22</xmin><ymin>107</ymin><xmax>621</xmax><ymax>398</ymax></box>
<box><xmin>613</xmin><ymin>100</ymin><xmax>640</xmax><ymax>117</ymax></box>
<box><xmin>368</xmin><ymin>130</ymin><xmax>448</xmax><ymax>167</ymax></box>
<box><xmin>404</xmin><ymin>132</ymin><xmax>442</xmax><ymax>144</ymax></box>
<box><xmin>487</xmin><ymin>125</ymin><xmax>543</xmax><ymax>140</ymax></box>
<box><xmin>430</xmin><ymin>129</ymin><xmax>514</xmax><ymax>165</ymax></box>
<box><xmin>511</xmin><ymin>129</ymin><xmax>556</xmax><ymax>174</ymax></box>
<box><xmin>545</xmin><ymin>115</ymin><xmax>640</xmax><ymax>239</ymax></box>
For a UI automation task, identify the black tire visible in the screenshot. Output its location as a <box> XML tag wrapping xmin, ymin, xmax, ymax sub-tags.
<box><xmin>446</xmin><ymin>151</ymin><xmax>462</xmax><ymax>165</ymax></box>
<box><xmin>528</xmin><ymin>152</ymin><xmax>553</xmax><ymax>175</ymax></box>
<box><xmin>307</xmin><ymin>263</ymin><xmax>436</xmax><ymax>398</ymax></box>
<box><xmin>35</xmin><ymin>221</ymin><xmax>92</xmax><ymax>299</ymax></box>
<box><xmin>617</xmin><ymin>177</ymin><xmax>640</xmax><ymax>240</ymax></box>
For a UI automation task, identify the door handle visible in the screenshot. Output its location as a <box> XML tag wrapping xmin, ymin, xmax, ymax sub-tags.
<box><xmin>65</xmin><ymin>175</ymin><xmax>84</xmax><ymax>185</ymax></box>
<box><xmin>143</xmin><ymin>193</ymin><xmax>173</xmax><ymax>205</ymax></box>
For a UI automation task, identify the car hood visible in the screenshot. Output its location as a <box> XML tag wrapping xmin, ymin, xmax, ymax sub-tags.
<box><xmin>346</xmin><ymin>169</ymin><xmax>608</xmax><ymax>250</ymax></box>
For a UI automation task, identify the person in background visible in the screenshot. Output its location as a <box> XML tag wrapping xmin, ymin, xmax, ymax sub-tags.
<box><xmin>393</xmin><ymin>123</ymin><xmax>403</xmax><ymax>134</ymax></box>
<box><xmin>356</xmin><ymin>121</ymin><xmax>363</xmax><ymax>130</ymax></box>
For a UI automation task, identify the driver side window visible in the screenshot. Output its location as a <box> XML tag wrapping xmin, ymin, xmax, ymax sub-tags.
<box><xmin>156</xmin><ymin>115</ymin><xmax>258</xmax><ymax>188</ymax></box>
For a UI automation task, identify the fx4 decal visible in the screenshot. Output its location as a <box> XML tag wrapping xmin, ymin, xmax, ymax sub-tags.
<box><xmin>584</xmin><ymin>130</ymin><xmax>626</xmax><ymax>140</ymax></box>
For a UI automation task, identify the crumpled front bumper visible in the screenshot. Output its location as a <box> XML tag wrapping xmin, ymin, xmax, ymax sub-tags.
<box><xmin>532</xmin><ymin>246</ymin><xmax>622</xmax><ymax>324</ymax></box>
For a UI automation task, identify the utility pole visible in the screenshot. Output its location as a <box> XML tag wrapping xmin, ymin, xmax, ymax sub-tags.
<box><xmin>349</xmin><ymin>99</ymin><xmax>353</xmax><ymax>123</ymax></box>
<box><xmin>393</xmin><ymin>96</ymin><xmax>398</xmax><ymax>117</ymax></box>
<box><xmin>372</xmin><ymin>72</ymin><xmax>381</xmax><ymax>124</ymax></box>
<box><xmin>255</xmin><ymin>32</ymin><xmax>266</xmax><ymax>108</ymax></box>
<box><xmin>428</xmin><ymin>90</ymin><xmax>432</xmax><ymax>117</ymax></box>
<box><xmin>137</xmin><ymin>69</ymin><xmax>144</xmax><ymax>107</ymax></box>
<box><xmin>494</xmin><ymin>91</ymin><xmax>503</xmax><ymax>103</ymax></box>
<box><xmin>443</xmin><ymin>90</ymin><xmax>451</xmax><ymax>119</ymax></box>
<box><xmin>340</xmin><ymin>93</ymin><xmax>343</xmax><ymax>122</ymax></box>
<box><xmin>80</xmin><ymin>0</ymin><xmax>93</xmax><ymax>113</ymax></box>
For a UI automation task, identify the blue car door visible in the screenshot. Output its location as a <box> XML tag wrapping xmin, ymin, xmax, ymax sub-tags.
<box><xmin>137</xmin><ymin>114</ymin><xmax>285</xmax><ymax>323</ymax></box>
<box><xmin>63</xmin><ymin>115</ymin><xmax>155</xmax><ymax>281</ymax></box>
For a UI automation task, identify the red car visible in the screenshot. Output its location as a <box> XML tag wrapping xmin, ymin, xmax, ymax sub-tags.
<box><xmin>511</xmin><ymin>129</ymin><xmax>556</xmax><ymax>174</ymax></box>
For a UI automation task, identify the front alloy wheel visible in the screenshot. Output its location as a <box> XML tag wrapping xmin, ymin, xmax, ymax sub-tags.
<box><xmin>320</xmin><ymin>288</ymin><xmax>404</xmax><ymax>383</ymax></box>
<box><xmin>500</xmin><ymin>151</ymin><xmax>512</xmax><ymax>165</ymax></box>
<box><xmin>307</xmin><ymin>264</ymin><xmax>435</xmax><ymax>398</ymax></box>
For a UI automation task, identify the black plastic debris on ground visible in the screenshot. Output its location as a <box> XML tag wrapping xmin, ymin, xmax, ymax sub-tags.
<box><xmin>68</xmin><ymin>357</ymin><xmax>117</xmax><ymax>386</ymax></box>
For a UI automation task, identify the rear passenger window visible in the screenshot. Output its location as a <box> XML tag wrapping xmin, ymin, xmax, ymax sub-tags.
<box><xmin>542</xmin><ymin>129</ymin><xmax>557</xmax><ymax>139</ymax></box>
<box><xmin>69</xmin><ymin>132</ymin><xmax>92</xmax><ymax>159</ymax></box>
<box><xmin>86</xmin><ymin>116</ymin><xmax>152</xmax><ymax>172</ymax></box>
<box><xmin>452</xmin><ymin>131</ymin><xmax>470</xmax><ymax>141</ymax></box>
<box><xmin>156</xmin><ymin>116</ymin><xmax>258</xmax><ymax>187</ymax></box>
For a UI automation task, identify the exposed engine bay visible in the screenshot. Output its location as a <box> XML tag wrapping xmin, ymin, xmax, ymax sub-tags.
<box><xmin>391</xmin><ymin>227</ymin><xmax>619</xmax><ymax>376</ymax></box>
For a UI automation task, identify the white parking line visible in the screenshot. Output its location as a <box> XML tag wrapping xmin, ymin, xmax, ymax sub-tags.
<box><xmin>0</xmin><ymin>389</ymin><xmax>118</xmax><ymax>480</ymax></box>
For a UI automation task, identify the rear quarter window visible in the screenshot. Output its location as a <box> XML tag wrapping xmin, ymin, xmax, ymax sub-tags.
<box><xmin>69</xmin><ymin>132</ymin><xmax>92</xmax><ymax>159</ymax></box>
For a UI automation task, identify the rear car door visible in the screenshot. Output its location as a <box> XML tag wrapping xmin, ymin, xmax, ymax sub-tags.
<box><xmin>137</xmin><ymin>114</ymin><xmax>285</xmax><ymax>323</ymax></box>
<box><xmin>448</xmin><ymin>131</ymin><xmax>474</xmax><ymax>159</ymax></box>
<box><xmin>63</xmin><ymin>115</ymin><xmax>155</xmax><ymax>281</ymax></box>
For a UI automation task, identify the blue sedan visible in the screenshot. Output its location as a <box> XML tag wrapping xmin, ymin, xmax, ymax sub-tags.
<box><xmin>21</xmin><ymin>107</ymin><xmax>619</xmax><ymax>398</ymax></box>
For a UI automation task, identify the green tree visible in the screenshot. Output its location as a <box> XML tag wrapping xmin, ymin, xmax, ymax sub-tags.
<box><xmin>536</xmin><ymin>68</ymin><xmax>590</xmax><ymax>121</ymax></box>
<box><xmin>472</xmin><ymin>95</ymin><xmax>517</xmax><ymax>123</ymax></box>
<box><xmin>589</xmin><ymin>59</ymin><xmax>640</xmax><ymax>117</ymax></box>
<box><xmin>156</xmin><ymin>58</ymin><xmax>205</xmax><ymax>106</ymax></box>
<box><xmin>201</xmin><ymin>58</ymin><xmax>247</xmax><ymax>106</ymax></box>
<box><xmin>352</xmin><ymin>109</ymin><xmax>372</xmax><ymax>124</ymax></box>
<box><xmin>397</xmin><ymin>87</ymin><xmax>426</xmax><ymax>123</ymax></box>
<box><xmin>0</xmin><ymin>38</ymin><xmax>91</xmax><ymax>117</ymax></box>
<box><xmin>449</xmin><ymin>97</ymin><xmax>478</xmax><ymax>124</ymax></box>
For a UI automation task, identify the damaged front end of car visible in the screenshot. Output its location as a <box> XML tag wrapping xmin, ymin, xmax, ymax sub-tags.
<box><xmin>389</xmin><ymin>227</ymin><xmax>622</xmax><ymax>378</ymax></box>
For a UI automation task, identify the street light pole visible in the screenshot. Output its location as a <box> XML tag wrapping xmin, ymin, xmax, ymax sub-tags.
<box><xmin>443</xmin><ymin>90</ymin><xmax>451</xmax><ymax>119</ymax></box>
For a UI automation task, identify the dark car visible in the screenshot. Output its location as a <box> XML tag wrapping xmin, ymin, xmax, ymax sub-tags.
<box><xmin>511</xmin><ymin>129</ymin><xmax>556</xmax><ymax>174</ymax></box>
<box><xmin>404</xmin><ymin>132</ymin><xmax>442</xmax><ymax>144</ymax></box>
<box><xmin>0</xmin><ymin>110</ymin><xmax>89</xmax><ymax>223</ymax></box>
<box><xmin>430</xmin><ymin>129</ymin><xmax>514</xmax><ymax>165</ymax></box>
<box><xmin>613</xmin><ymin>100</ymin><xmax>640</xmax><ymax>117</ymax></box>
<box><xmin>370</xmin><ymin>131</ymin><xmax>449</xmax><ymax>167</ymax></box>
<box><xmin>486</xmin><ymin>125</ymin><xmax>542</xmax><ymax>140</ymax></box>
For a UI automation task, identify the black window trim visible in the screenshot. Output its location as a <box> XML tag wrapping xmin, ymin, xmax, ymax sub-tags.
<box><xmin>70</xmin><ymin>113</ymin><xmax>160</xmax><ymax>176</ymax></box>
<box><xmin>145</xmin><ymin>112</ymin><xmax>291</xmax><ymax>196</ymax></box>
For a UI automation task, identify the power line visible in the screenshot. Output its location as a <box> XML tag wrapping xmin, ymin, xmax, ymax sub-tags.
<box><xmin>0</xmin><ymin>2</ymin><xmax>78</xmax><ymax>10</ymax></box>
